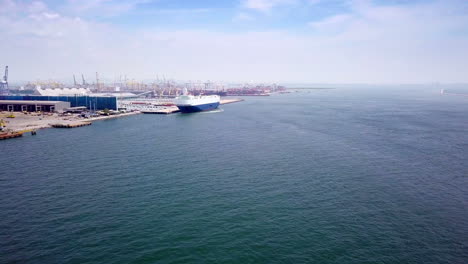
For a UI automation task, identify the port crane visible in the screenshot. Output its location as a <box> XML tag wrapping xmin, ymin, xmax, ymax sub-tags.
<box><xmin>95</xmin><ymin>72</ymin><xmax>100</xmax><ymax>91</ymax></box>
<box><xmin>0</xmin><ymin>66</ymin><xmax>8</xmax><ymax>95</ymax></box>
<box><xmin>81</xmin><ymin>74</ymin><xmax>87</xmax><ymax>86</ymax></box>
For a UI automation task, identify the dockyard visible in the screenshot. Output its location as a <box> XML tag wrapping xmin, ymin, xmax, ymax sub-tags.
<box><xmin>0</xmin><ymin>97</ymin><xmax>248</xmax><ymax>139</ymax></box>
<box><xmin>0</xmin><ymin>65</ymin><xmax>285</xmax><ymax>140</ymax></box>
<box><xmin>0</xmin><ymin>111</ymin><xmax>139</xmax><ymax>135</ymax></box>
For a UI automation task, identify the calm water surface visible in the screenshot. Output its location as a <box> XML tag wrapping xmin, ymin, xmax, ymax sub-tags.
<box><xmin>1</xmin><ymin>87</ymin><xmax>467</xmax><ymax>263</ymax></box>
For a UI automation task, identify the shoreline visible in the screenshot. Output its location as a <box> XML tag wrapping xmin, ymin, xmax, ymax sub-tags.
<box><xmin>1</xmin><ymin>98</ymin><xmax>244</xmax><ymax>134</ymax></box>
<box><xmin>0</xmin><ymin>111</ymin><xmax>141</xmax><ymax>133</ymax></box>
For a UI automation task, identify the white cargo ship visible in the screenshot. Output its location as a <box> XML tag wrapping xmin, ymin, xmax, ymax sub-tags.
<box><xmin>174</xmin><ymin>89</ymin><xmax>220</xmax><ymax>113</ymax></box>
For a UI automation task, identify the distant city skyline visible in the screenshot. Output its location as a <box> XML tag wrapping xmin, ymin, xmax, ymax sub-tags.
<box><xmin>1</xmin><ymin>0</ymin><xmax>468</xmax><ymax>83</ymax></box>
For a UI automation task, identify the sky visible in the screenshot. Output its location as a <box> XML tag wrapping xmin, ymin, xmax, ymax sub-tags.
<box><xmin>1</xmin><ymin>0</ymin><xmax>468</xmax><ymax>84</ymax></box>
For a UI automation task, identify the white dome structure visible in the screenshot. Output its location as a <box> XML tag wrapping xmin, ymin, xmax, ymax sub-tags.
<box><xmin>35</xmin><ymin>87</ymin><xmax>91</xmax><ymax>96</ymax></box>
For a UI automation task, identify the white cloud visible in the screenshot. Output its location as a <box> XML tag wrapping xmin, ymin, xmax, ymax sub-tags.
<box><xmin>309</xmin><ymin>14</ymin><xmax>352</xmax><ymax>32</ymax></box>
<box><xmin>29</xmin><ymin>11</ymin><xmax>61</xmax><ymax>21</ymax></box>
<box><xmin>308</xmin><ymin>0</ymin><xmax>321</xmax><ymax>5</ymax></box>
<box><xmin>242</xmin><ymin>0</ymin><xmax>298</xmax><ymax>13</ymax></box>
<box><xmin>233</xmin><ymin>12</ymin><xmax>255</xmax><ymax>22</ymax></box>
<box><xmin>145</xmin><ymin>8</ymin><xmax>213</xmax><ymax>15</ymax></box>
<box><xmin>0</xmin><ymin>0</ymin><xmax>16</xmax><ymax>12</ymax></box>
<box><xmin>61</xmin><ymin>0</ymin><xmax>150</xmax><ymax>17</ymax></box>
<box><xmin>304</xmin><ymin>0</ymin><xmax>468</xmax><ymax>82</ymax></box>
<box><xmin>0</xmin><ymin>0</ymin><xmax>467</xmax><ymax>83</ymax></box>
<box><xmin>42</xmin><ymin>12</ymin><xmax>61</xmax><ymax>19</ymax></box>
<box><xmin>26</xmin><ymin>1</ymin><xmax>48</xmax><ymax>13</ymax></box>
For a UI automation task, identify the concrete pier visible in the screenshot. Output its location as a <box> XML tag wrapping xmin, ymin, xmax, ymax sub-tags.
<box><xmin>220</xmin><ymin>98</ymin><xmax>244</xmax><ymax>105</ymax></box>
<box><xmin>141</xmin><ymin>106</ymin><xmax>180</xmax><ymax>114</ymax></box>
<box><xmin>51</xmin><ymin>122</ymin><xmax>92</xmax><ymax>128</ymax></box>
<box><xmin>0</xmin><ymin>111</ymin><xmax>141</xmax><ymax>133</ymax></box>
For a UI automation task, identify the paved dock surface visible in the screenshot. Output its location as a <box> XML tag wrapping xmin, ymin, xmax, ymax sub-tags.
<box><xmin>0</xmin><ymin>111</ymin><xmax>141</xmax><ymax>132</ymax></box>
<box><xmin>142</xmin><ymin>106</ymin><xmax>180</xmax><ymax>114</ymax></box>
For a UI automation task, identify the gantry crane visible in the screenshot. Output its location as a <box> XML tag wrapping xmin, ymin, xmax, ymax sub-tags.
<box><xmin>82</xmin><ymin>74</ymin><xmax>87</xmax><ymax>86</ymax></box>
<box><xmin>0</xmin><ymin>66</ymin><xmax>8</xmax><ymax>95</ymax></box>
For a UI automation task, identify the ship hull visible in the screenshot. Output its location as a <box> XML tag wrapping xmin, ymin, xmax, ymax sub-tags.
<box><xmin>177</xmin><ymin>102</ymin><xmax>220</xmax><ymax>113</ymax></box>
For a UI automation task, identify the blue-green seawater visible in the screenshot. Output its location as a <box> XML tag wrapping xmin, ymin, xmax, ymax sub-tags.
<box><xmin>1</xmin><ymin>87</ymin><xmax>467</xmax><ymax>264</ymax></box>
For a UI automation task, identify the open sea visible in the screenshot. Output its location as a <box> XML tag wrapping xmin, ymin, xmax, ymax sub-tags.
<box><xmin>1</xmin><ymin>87</ymin><xmax>467</xmax><ymax>264</ymax></box>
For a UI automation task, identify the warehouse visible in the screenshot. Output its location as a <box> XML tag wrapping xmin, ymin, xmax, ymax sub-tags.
<box><xmin>0</xmin><ymin>100</ymin><xmax>70</xmax><ymax>113</ymax></box>
<box><xmin>0</xmin><ymin>95</ymin><xmax>118</xmax><ymax>110</ymax></box>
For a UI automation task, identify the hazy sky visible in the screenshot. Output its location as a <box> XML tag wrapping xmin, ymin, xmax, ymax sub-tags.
<box><xmin>1</xmin><ymin>0</ymin><xmax>468</xmax><ymax>83</ymax></box>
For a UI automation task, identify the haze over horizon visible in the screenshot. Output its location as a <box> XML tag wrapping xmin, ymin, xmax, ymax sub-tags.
<box><xmin>1</xmin><ymin>0</ymin><xmax>468</xmax><ymax>84</ymax></box>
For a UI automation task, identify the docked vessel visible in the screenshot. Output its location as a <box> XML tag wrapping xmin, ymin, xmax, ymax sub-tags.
<box><xmin>0</xmin><ymin>131</ymin><xmax>24</xmax><ymax>140</ymax></box>
<box><xmin>175</xmin><ymin>89</ymin><xmax>220</xmax><ymax>113</ymax></box>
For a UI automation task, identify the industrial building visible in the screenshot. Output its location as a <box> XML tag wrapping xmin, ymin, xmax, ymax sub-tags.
<box><xmin>35</xmin><ymin>87</ymin><xmax>91</xmax><ymax>96</ymax></box>
<box><xmin>0</xmin><ymin>100</ymin><xmax>70</xmax><ymax>113</ymax></box>
<box><xmin>0</xmin><ymin>95</ymin><xmax>118</xmax><ymax>110</ymax></box>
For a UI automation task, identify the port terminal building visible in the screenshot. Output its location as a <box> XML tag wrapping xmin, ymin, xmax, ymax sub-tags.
<box><xmin>1</xmin><ymin>87</ymin><xmax>140</xmax><ymax>110</ymax></box>
<box><xmin>0</xmin><ymin>95</ymin><xmax>118</xmax><ymax>110</ymax></box>
<box><xmin>0</xmin><ymin>100</ymin><xmax>70</xmax><ymax>113</ymax></box>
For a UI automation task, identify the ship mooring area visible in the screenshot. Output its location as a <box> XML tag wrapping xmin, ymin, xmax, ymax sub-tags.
<box><xmin>0</xmin><ymin>97</ymin><xmax>245</xmax><ymax>139</ymax></box>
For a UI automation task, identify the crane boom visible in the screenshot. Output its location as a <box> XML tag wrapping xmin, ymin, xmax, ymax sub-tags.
<box><xmin>96</xmin><ymin>72</ymin><xmax>100</xmax><ymax>91</ymax></box>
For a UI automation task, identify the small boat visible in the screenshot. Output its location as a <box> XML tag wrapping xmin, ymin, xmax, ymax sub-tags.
<box><xmin>0</xmin><ymin>131</ymin><xmax>24</xmax><ymax>140</ymax></box>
